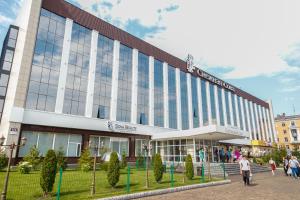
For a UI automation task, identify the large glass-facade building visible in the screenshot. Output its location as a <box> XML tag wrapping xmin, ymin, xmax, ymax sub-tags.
<box><xmin>0</xmin><ymin>0</ymin><xmax>277</xmax><ymax>163</ymax></box>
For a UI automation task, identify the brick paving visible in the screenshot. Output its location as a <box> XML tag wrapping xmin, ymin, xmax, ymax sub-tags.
<box><xmin>141</xmin><ymin>170</ymin><xmax>300</xmax><ymax>200</ymax></box>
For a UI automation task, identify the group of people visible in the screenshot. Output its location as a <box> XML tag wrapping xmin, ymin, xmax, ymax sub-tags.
<box><xmin>218</xmin><ymin>147</ymin><xmax>242</xmax><ymax>163</ymax></box>
<box><xmin>283</xmin><ymin>156</ymin><xmax>300</xmax><ymax>179</ymax></box>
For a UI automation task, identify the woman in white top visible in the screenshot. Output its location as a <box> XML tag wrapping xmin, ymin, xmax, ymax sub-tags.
<box><xmin>239</xmin><ymin>155</ymin><xmax>251</xmax><ymax>186</ymax></box>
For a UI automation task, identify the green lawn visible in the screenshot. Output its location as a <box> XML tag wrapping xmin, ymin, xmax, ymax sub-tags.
<box><xmin>0</xmin><ymin>168</ymin><xmax>223</xmax><ymax>200</ymax></box>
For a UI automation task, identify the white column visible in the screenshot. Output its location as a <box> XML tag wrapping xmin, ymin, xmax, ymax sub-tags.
<box><xmin>197</xmin><ymin>78</ymin><xmax>203</xmax><ymax>127</ymax></box>
<box><xmin>55</xmin><ymin>18</ymin><xmax>73</xmax><ymax>113</ymax></box>
<box><xmin>85</xmin><ymin>30</ymin><xmax>98</xmax><ymax>117</ymax></box>
<box><xmin>245</xmin><ymin>99</ymin><xmax>252</xmax><ymax>140</ymax></box>
<box><xmin>235</xmin><ymin>94</ymin><xmax>240</xmax><ymax>129</ymax></box>
<box><xmin>258</xmin><ymin>105</ymin><xmax>266</xmax><ymax>141</ymax></box>
<box><xmin>175</xmin><ymin>68</ymin><xmax>182</xmax><ymax>130</ymax></box>
<box><xmin>254</xmin><ymin>103</ymin><xmax>261</xmax><ymax>140</ymax></box>
<box><xmin>214</xmin><ymin>85</ymin><xmax>220</xmax><ymax>125</ymax></box>
<box><xmin>263</xmin><ymin>107</ymin><xmax>270</xmax><ymax>142</ymax></box>
<box><xmin>206</xmin><ymin>81</ymin><xmax>212</xmax><ymax>125</ymax></box>
<box><xmin>148</xmin><ymin>56</ymin><xmax>155</xmax><ymax>126</ymax></box>
<box><xmin>187</xmin><ymin>73</ymin><xmax>193</xmax><ymax>129</ymax></box>
<box><xmin>228</xmin><ymin>92</ymin><xmax>234</xmax><ymax>126</ymax></box>
<box><xmin>222</xmin><ymin>88</ymin><xmax>228</xmax><ymax>126</ymax></box>
<box><xmin>163</xmin><ymin>62</ymin><xmax>169</xmax><ymax>128</ymax></box>
<box><xmin>240</xmin><ymin>97</ymin><xmax>246</xmax><ymax>131</ymax></box>
<box><xmin>250</xmin><ymin>101</ymin><xmax>257</xmax><ymax>140</ymax></box>
<box><xmin>266</xmin><ymin>108</ymin><xmax>273</xmax><ymax>142</ymax></box>
<box><xmin>130</xmin><ymin>49</ymin><xmax>138</xmax><ymax>124</ymax></box>
<box><xmin>267</xmin><ymin>100</ymin><xmax>276</xmax><ymax>143</ymax></box>
<box><xmin>110</xmin><ymin>40</ymin><xmax>120</xmax><ymax>121</ymax></box>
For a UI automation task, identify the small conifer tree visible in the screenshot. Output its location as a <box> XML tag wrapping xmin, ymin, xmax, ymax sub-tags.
<box><xmin>40</xmin><ymin>150</ymin><xmax>57</xmax><ymax>196</ymax></box>
<box><xmin>185</xmin><ymin>154</ymin><xmax>194</xmax><ymax>180</ymax></box>
<box><xmin>121</xmin><ymin>151</ymin><xmax>127</xmax><ymax>169</ymax></box>
<box><xmin>0</xmin><ymin>152</ymin><xmax>8</xmax><ymax>170</ymax></box>
<box><xmin>24</xmin><ymin>145</ymin><xmax>41</xmax><ymax>170</ymax></box>
<box><xmin>153</xmin><ymin>153</ymin><xmax>164</xmax><ymax>183</ymax></box>
<box><xmin>107</xmin><ymin>152</ymin><xmax>120</xmax><ymax>187</ymax></box>
<box><xmin>78</xmin><ymin>148</ymin><xmax>92</xmax><ymax>172</ymax></box>
<box><xmin>56</xmin><ymin>147</ymin><xmax>67</xmax><ymax>171</ymax></box>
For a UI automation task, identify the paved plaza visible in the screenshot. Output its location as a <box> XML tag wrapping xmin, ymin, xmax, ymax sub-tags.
<box><xmin>142</xmin><ymin>170</ymin><xmax>300</xmax><ymax>200</ymax></box>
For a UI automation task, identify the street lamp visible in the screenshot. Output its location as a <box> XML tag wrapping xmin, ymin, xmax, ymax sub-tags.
<box><xmin>89</xmin><ymin>140</ymin><xmax>104</xmax><ymax>196</ymax></box>
<box><xmin>0</xmin><ymin>136</ymin><xmax>27</xmax><ymax>200</ymax></box>
<box><xmin>143</xmin><ymin>141</ymin><xmax>152</xmax><ymax>189</ymax></box>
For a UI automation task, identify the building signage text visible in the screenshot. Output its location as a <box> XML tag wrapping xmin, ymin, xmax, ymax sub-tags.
<box><xmin>186</xmin><ymin>54</ymin><xmax>235</xmax><ymax>92</ymax></box>
<box><xmin>107</xmin><ymin>121</ymin><xmax>137</xmax><ymax>132</ymax></box>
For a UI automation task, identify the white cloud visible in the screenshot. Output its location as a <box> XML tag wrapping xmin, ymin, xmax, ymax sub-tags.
<box><xmin>0</xmin><ymin>15</ymin><xmax>13</xmax><ymax>24</ymax></box>
<box><xmin>74</xmin><ymin>0</ymin><xmax>300</xmax><ymax>79</ymax></box>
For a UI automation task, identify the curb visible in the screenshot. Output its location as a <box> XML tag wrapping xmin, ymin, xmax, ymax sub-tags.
<box><xmin>97</xmin><ymin>180</ymin><xmax>231</xmax><ymax>200</ymax></box>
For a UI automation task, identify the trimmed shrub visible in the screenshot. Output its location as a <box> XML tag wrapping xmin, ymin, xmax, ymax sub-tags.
<box><xmin>78</xmin><ymin>148</ymin><xmax>92</xmax><ymax>172</ymax></box>
<box><xmin>136</xmin><ymin>153</ymin><xmax>144</xmax><ymax>168</ymax></box>
<box><xmin>107</xmin><ymin>152</ymin><xmax>120</xmax><ymax>188</ymax></box>
<box><xmin>40</xmin><ymin>150</ymin><xmax>57</xmax><ymax>196</ymax></box>
<box><xmin>185</xmin><ymin>154</ymin><xmax>194</xmax><ymax>180</ymax></box>
<box><xmin>0</xmin><ymin>152</ymin><xmax>8</xmax><ymax>170</ymax></box>
<box><xmin>56</xmin><ymin>148</ymin><xmax>67</xmax><ymax>171</ymax></box>
<box><xmin>153</xmin><ymin>153</ymin><xmax>164</xmax><ymax>183</ymax></box>
<box><xmin>18</xmin><ymin>161</ymin><xmax>32</xmax><ymax>174</ymax></box>
<box><xmin>121</xmin><ymin>152</ymin><xmax>127</xmax><ymax>169</ymax></box>
<box><xmin>24</xmin><ymin>145</ymin><xmax>41</xmax><ymax>170</ymax></box>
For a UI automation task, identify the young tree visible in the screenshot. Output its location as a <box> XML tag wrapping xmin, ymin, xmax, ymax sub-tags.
<box><xmin>185</xmin><ymin>154</ymin><xmax>194</xmax><ymax>180</ymax></box>
<box><xmin>40</xmin><ymin>150</ymin><xmax>58</xmax><ymax>196</ymax></box>
<box><xmin>24</xmin><ymin>145</ymin><xmax>41</xmax><ymax>170</ymax></box>
<box><xmin>56</xmin><ymin>147</ymin><xmax>67</xmax><ymax>171</ymax></box>
<box><xmin>153</xmin><ymin>153</ymin><xmax>164</xmax><ymax>183</ymax></box>
<box><xmin>107</xmin><ymin>152</ymin><xmax>120</xmax><ymax>188</ymax></box>
<box><xmin>121</xmin><ymin>151</ymin><xmax>127</xmax><ymax>169</ymax></box>
<box><xmin>0</xmin><ymin>152</ymin><xmax>8</xmax><ymax>170</ymax></box>
<box><xmin>78</xmin><ymin>148</ymin><xmax>92</xmax><ymax>172</ymax></box>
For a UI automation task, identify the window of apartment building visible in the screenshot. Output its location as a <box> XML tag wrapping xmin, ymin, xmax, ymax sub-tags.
<box><xmin>180</xmin><ymin>71</ymin><xmax>189</xmax><ymax>129</ymax></box>
<box><xmin>168</xmin><ymin>65</ymin><xmax>177</xmax><ymax>129</ymax></box>
<box><xmin>137</xmin><ymin>52</ymin><xmax>149</xmax><ymax>125</ymax></box>
<box><xmin>116</xmin><ymin>44</ymin><xmax>132</xmax><ymax>122</ymax></box>
<box><xmin>92</xmin><ymin>35</ymin><xmax>113</xmax><ymax>119</ymax></box>
<box><xmin>284</xmin><ymin>137</ymin><xmax>288</xmax><ymax>142</ymax></box>
<box><xmin>154</xmin><ymin>59</ymin><xmax>164</xmax><ymax>127</ymax></box>
<box><xmin>191</xmin><ymin>76</ymin><xmax>199</xmax><ymax>128</ymax></box>
<box><xmin>282</xmin><ymin>122</ymin><xmax>285</xmax><ymax>127</ymax></box>
<box><xmin>63</xmin><ymin>22</ymin><xmax>91</xmax><ymax>116</ymax></box>
<box><xmin>26</xmin><ymin>9</ymin><xmax>65</xmax><ymax>112</ymax></box>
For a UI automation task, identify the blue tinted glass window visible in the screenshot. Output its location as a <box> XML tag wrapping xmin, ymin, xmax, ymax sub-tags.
<box><xmin>180</xmin><ymin>72</ymin><xmax>189</xmax><ymax>130</ymax></box>
<box><xmin>252</xmin><ymin>103</ymin><xmax>258</xmax><ymax>139</ymax></box>
<box><xmin>237</xmin><ymin>96</ymin><xmax>243</xmax><ymax>130</ymax></box>
<box><xmin>248</xmin><ymin>101</ymin><xmax>254</xmax><ymax>139</ymax></box>
<box><xmin>63</xmin><ymin>22</ymin><xmax>91</xmax><ymax>116</ymax></box>
<box><xmin>26</xmin><ymin>9</ymin><xmax>66</xmax><ymax>112</ymax></box>
<box><xmin>116</xmin><ymin>44</ymin><xmax>132</xmax><ymax>122</ymax></box>
<box><xmin>209</xmin><ymin>83</ymin><xmax>216</xmax><ymax>124</ymax></box>
<box><xmin>137</xmin><ymin>52</ymin><xmax>149</xmax><ymax>125</ymax></box>
<box><xmin>168</xmin><ymin>66</ymin><xmax>177</xmax><ymax>129</ymax></box>
<box><xmin>92</xmin><ymin>35</ymin><xmax>113</xmax><ymax>119</ymax></box>
<box><xmin>243</xmin><ymin>98</ymin><xmax>249</xmax><ymax>131</ymax></box>
<box><xmin>154</xmin><ymin>59</ymin><xmax>164</xmax><ymax>127</ymax></box>
<box><xmin>191</xmin><ymin>76</ymin><xmax>199</xmax><ymax>128</ymax></box>
<box><xmin>201</xmin><ymin>79</ymin><xmax>208</xmax><ymax>126</ymax></box>
<box><xmin>217</xmin><ymin>87</ymin><xmax>224</xmax><ymax>126</ymax></box>
<box><xmin>225</xmin><ymin>90</ymin><xmax>231</xmax><ymax>125</ymax></box>
<box><xmin>231</xmin><ymin>93</ymin><xmax>237</xmax><ymax>126</ymax></box>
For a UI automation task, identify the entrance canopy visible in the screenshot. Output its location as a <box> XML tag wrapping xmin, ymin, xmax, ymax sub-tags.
<box><xmin>152</xmin><ymin>125</ymin><xmax>249</xmax><ymax>141</ymax></box>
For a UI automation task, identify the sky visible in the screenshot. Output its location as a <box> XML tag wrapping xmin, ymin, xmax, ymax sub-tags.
<box><xmin>0</xmin><ymin>0</ymin><xmax>300</xmax><ymax>116</ymax></box>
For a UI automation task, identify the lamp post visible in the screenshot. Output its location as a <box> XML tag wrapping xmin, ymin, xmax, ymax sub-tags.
<box><xmin>0</xmin><ymin>135</ymin><xmax>27</xmax><ymax>200</ymax></box>
<box><xmin>143</xmin><ymin>141</ymin><xmax>152</xmax><ymax>189</ymax></box>
<box><xmin>89</xmin><ymin>140</ymin><xmax>103</xmax><ymax>196</ymax></box>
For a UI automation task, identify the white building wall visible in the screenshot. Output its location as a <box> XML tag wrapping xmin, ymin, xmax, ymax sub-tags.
<box><xmin>245</xmin><ymin>99</ymin><xmax>252</xmax><ymax>140</ymax></box>
<box><xmin>110</xmin><ymin>40</ymin><xmax>120</xmax><ymax>121</ymax></box>
<box><xmin>267</xmin><ymin>100</ymin><xmax>276</xmax><ymax>142</ymax></box>
<box><xmin>258</xmin><ymin>105</ymin><xmax>266</xmax><ymax>141</ymax></box>
<box><xmin>240</xmin><ymin>97</ymin><xmax>246</xmax><ymax>132</ymax></box>
<box><xmin>263</xmin><ymin>107</ymin><xmax>270</xmax><ymax>142</ymax></box>
<box><xmin>148</xmin><ymin>56</ymin><xmax>155</xmax><ymax>126</ymax></box>
<box><xmin>175</xmin><ymin>68</ymin><xmax>182</xmax><ymax>130</ymax></box>
<box><xmin>266</xmin><ymin>108</ymin><xmax>273</xmax><ymax>142</ymax></box>
<box><xmin>163</xmin><ymin>62</ymin><xmax>169</xmax><ymax>128</ymax></box>
<box><xmin>187</xmin><ymin>73</ymin><xmax>193</xmax><ymax>129</ymax></box>
<box><xmin>250</xmin><ymin>101</ymin><xmax>257</xmax><ymax>140</ymax></box>
<box><xmin>254</xmin><ymin>103</ymin><xmax>261</xmax><ymax>140</ymax></box>
<box><xmin>130</xmin><ymin>49</ymin><xmax>138</xmax><ymax>124</ymax></box>
<box><xmin>85</xmin><ymin>30</ymin><xmax>98</xmax><ymax>117</ymax></box>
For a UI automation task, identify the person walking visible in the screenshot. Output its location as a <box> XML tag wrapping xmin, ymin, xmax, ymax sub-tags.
<box><xmin>269</xmin><ymin>158</ymin><xmax>276</xmax><ymax>176</ymax></box>
<box><xmin>289</xmin><ymin>156</ymin><xmax>299</xmax><ymax>179</ymax></box>
<box><xmin>239</xmin><ymin>155</ymin><xmax>251</xmax><ymax>186</ymax></box>
<box><xmin>283</xmin><ymin>157</ymin><xmax>289</xmax><ymax>176</ymax></box>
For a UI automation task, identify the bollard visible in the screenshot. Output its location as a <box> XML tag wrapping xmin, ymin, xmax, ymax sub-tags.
<box><xmin>126</xmin><ymin>165</ymin><xmax>130</xmax><ymax>193</ymax></box>
<box><xmin>56</xmin><ymin>167</ymin><xmax>63</xmax><ymax>200</ymax></box>
<box><xmin>170</xmin><ymin>164</ymin><xmax>174</xmax><ymax>187</ymax></box>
